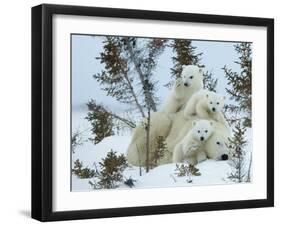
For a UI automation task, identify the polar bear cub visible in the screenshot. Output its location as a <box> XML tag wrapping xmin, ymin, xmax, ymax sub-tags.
<box><xmin>161</xmin><ymin>65</ymin><xmax>203</xmax><ymax>114</ymax></box>
<box><xmin>183</xmin><ymin>90</ymin><xmax>228</xmax><ymax>127</ymax></box>
<box><xmin>194</xmin><ymin>121</ymin><xmax>231</xmax><ymax>164</ymax></box>
<box><xmin>173</xmin><ymin>119</ymin><xmax>214</xmax><ymax>164</ymax></box>
<box><xmin>184</xmin><ymin>134</ymin><xmax>230</xmax><ymax>165</ymax></box>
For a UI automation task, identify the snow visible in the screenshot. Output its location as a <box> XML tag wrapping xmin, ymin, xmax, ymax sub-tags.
<box><xmin>72</xmin><ymin>135</ymin><xmax>131</xmax><ymax>167</ymax></box>
<box><xmin>72</xmin><ymin>176</ymin><xmax>93</xmax><ymax>191</ymax></box>
<box><xmin>133</xmin><ymin>160</ymin><xmax>232</xmax><ymax>188</ymax></box>
<box><xmin>71</xmin><ymin>106</ymin><xmax>252</xmax><ymax>191</ymax></box>
<box><xmin>72</xmin><ymin>159</ymin><xmax>233</xmax><ymax>191</ymax></box>
<box><xmin>71</xmin><ymin>117</ymin><xmax>234</xmax><ymax>191</ymax></box>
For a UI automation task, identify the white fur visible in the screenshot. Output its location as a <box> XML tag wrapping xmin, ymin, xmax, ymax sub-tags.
<box><xmin>126</xmin><ymin>112</ymin><xmax>172</xmax><ymax>166</ymax></box>
<box><xmin>162</xmin><ymin>113</ymin><xmax>231</xmax><ymax>165</ymax></box>
<box><xmin>165</xmin><ymin>110</ymin><xmax>189</xmax><ymax>153</ymax></box>
<box><xmin>161</xmin><ymin>110</ymin><xmax>198</xmax><ymax>164</ymax></box>
<box><xmin>161</xmin><ymin>65</ymin><xmax>203</xmax><ymax>114</ymax></box>
<box><xmin>184</xmin><ymin>89</ymin><xmax>229</xmax><ymax>128</ymax></box>
<box><xmin>203</xmin><ymin>121</ymin><xmax>231</xmax><ymax>161</ymax></box>
<box><xmin>173</xmin><ymin>119</ymin><xmax>214</xmax><ymax>164</ymax></box>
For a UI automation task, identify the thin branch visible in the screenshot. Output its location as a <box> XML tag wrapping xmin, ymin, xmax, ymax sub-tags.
<box><xmin>136</xmin><ymin>143</ymin><xmax>143</xmax><ymax>176</ymax></box>
<box><xmin>109</xmin><ymin>111</ymin><xmax>136</xmax><ymax>129</ymax></box>
<box><xmin>121</xmin><ymin>71</ymin><xmax>146</xmax><ymax>117</ymax></box>
<box><xmin>246</xmin><ymin>153</ymin><xmax>252</xmax><ymax>182</ymax></box>
<box><xmin>124</xmin><ymin>38</ymin><xmax>157</xmax><ymax>111</ymax></box>
<box><xmin>145</xmin><ymin>108</ymin><xmax>151</xmax><ymax>172</ymax></box>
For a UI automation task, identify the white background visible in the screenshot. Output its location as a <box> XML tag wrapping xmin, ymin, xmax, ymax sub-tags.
<box><xmin>0</xmin><ymin>0</ymin><xmax>279</xmax><ymax>225</ymax></box>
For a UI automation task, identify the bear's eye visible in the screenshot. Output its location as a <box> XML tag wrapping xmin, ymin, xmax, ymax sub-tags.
<box><xmin>216</xmin><ymin>141</ymin><xmax>220</xmax><ymax>145</ymax></box>
<box><xmin>210</xmin><ymin>101</ymin><xmax>213</xmax><ymax>104</ymax></box>
<box><xmin>197</xmin><ymin>130</ymin><xmax>200</xmax><ymax>133</ymax></box>
<box><xmin>217</xmin><ymin>102</ymin><xmax>219</xmax><ymax>105</ymax></box>
<box><xmin>205</xmin><ymin>130</ymin><xmax>208</xmax><ymax>133</ymax></box>
<box><xmin>189</xmin><ymin>76</ymin><xmax>193</xmax><ymax>79</ymax></box>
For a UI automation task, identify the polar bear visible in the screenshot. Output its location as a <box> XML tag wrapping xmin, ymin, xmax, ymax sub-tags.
<box><xmin>160</xmin><ymin>109</ymin><xmax>198</xmax><ymax>165</ymax></box>
<box><xmin>183</xmin><ymin>89</ymin><xmax>229</xmax><ymax>128</ymax></box>
<box><xmin>165</xmin><ymin>110</ymin><xmax>189</xmax><ymax>153</ymax></box>
<box><xmin>126</xmin><ymin>111</ymin><xmax>172</xmax><ymax>166</ymax></box>
<box><xmin>188</xmin><ymin>121</ymin><xmax>232</xmax><ymax>165</ymax></box>
<box><xmin>172</xmin><ymin>119</ymin><xmax>214</xmax><ymax>164</ymax></box>
<box><xmin>161</xmin><ymin>112</ymin><xmax>231</xmax><ymax>165</ymax></box>
<box><xmin>161</xmin><ymin>65</ymin><xmax>203</xmax><ymax>114</ymax></box>
<box><xmin>203</xmin><ymin>121</ymin><xmax>231</xmax><ymax>161</ymax></box>
<box><xmin>158</xmin><ymin>110</ymin><xmax>190</xmax><ymax>165</ymax></box>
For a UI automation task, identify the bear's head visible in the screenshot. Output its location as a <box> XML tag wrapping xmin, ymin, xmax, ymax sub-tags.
<box><xmin>180</xmin><ymin>65</ymin><xmax>203</xmax><ymax>88</ymax></box>
<box><xmin>192</xmin><ymin>119</ymin><xmax>214</xmax><ymax>142</ymax></box>
<box><xmin>205</xmin><ymin>133</ymin><xmax>230</xmax><ymax>161</ymax></box>
<box><xmin>206</xmin><ymin>91</ymin><xmax>226</xmax><ymax>113</ymax></box>
<box><xmin>214</xmin><ymin>140</ymin><xmax>230</xmax><ymax>161</ymax></box>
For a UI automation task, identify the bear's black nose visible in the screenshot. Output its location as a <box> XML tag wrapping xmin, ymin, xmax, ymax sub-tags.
<box><xmin>184</xmin><ymin>83</ymin><xmax>189</xmax><ymax>87</ymax></box>
<box><xmin>212</xmin><ymin>107</ymin><xmax>216</xmax><ymax>112</ymax></box>
<box><xmin>200</xmin><ymin>137</ymin><xmax>204</xmax><ymax>141</ymax></box>
<box><xmin>221</xmin><ymin>154</ymin><xmax>228</xmax><ymax>160</ymax></box>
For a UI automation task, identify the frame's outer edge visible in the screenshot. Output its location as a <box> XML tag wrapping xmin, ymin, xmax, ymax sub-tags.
<box><xmin>31</xmin><ymin>5</ymin><xmax>43</xmax><ymax>221</ymax></box>
<box><xmin>32</xmin><ymin>5</ymin><xmax>53</xmax><ymax>221</ymax></box>
<box><xmin>41</xmin><ymin>3</ymin><xmax>273</xmax><ymax>26</ymax></box>
<box><xmin>266</xmin><ymin>19</ymin><xmax>274</xmax><ymax>207</ymax></box>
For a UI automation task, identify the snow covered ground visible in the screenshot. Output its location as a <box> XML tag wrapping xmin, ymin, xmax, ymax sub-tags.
<box><xmin>72</xmin><ymin>160</ymin><xmax>233</xmax><ymax>191</ymax></box>
<box><xmin>71</xmin><ymin>108</ymin><xmax>252</xmax><ymax>191</ymax></box>
<box><xmin>71</xmin><ymin>107</ymin><xmax>233</xmax><ymax>191</ymax></box>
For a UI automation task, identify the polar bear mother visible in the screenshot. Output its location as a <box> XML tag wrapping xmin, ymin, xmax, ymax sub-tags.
<box><xmin>161</xmin><ymin>65</ymin><xmax>203</xmax><ymax>114</ymax></box>
<box><xmin>126</xmin><ymin>65</ymin><xmax>203</xmax><ymax>167</ymax></box>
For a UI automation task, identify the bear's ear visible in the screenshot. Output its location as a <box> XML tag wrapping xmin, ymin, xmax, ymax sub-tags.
<box><xmin>192</xmin><ymin>120</ymin><xmax>197</xmax><ymax>126</ymax></box>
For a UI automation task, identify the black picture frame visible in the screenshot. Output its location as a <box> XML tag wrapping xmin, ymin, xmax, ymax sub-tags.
<box><xmin>32</xmin><ymin>3</ymin><xmax>274</xmax><ymax>222</ymax></box>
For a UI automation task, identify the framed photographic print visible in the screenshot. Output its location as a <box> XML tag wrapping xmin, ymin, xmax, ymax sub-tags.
<box><xmin>32</xmin><ymin>4</ymin><xmax>274</xmax><ymax>221</ymax></box>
